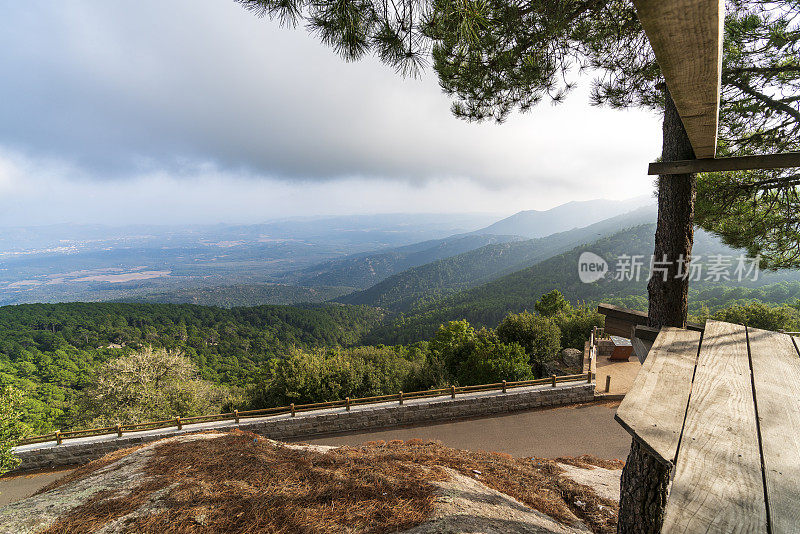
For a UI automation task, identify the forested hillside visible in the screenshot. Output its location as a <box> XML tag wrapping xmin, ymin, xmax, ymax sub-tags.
<box><xmin>0</xmin><ymin>303</ymin><xmax>384</xmax><ymax>432</ymax></box>
<box><xmin>340</xmin><ymin>206</ymin><xmax>656</xmax><ymax>311</ymax></box>
<box><xmin>284</xmin><ymin>234</ymin><xmax>522</xmax><ymax>289</ymax></box>
<box><xmin>118</xmin><ymin>283</ymin><xmax>355</xmax><ymax>308</ymax></box>
<box><xmin>366</xmin><ymin>224</ymin><xmax>800</xmax><ymax>344</ymax></box>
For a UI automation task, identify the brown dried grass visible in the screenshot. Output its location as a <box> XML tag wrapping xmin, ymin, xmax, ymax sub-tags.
<box><xmin>39</xmin><ymin>430</ymin><xmax>619</xmax><ymax>533</ymax></box>
<box><xmin>555</xmin><ymin>454</ymin><xmax>625</xmax><ymax>470</ymax></box>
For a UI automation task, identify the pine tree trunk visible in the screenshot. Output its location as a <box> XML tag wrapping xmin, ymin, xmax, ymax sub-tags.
<box><xmin>617</xmin><ymin>439</ymin><xmax>671</xmax><ymax>533</ymax></box>
<box><xmin>647</xmin><ymin>87</ymin><xmax>696</xmax><ymax>329</ymax></box>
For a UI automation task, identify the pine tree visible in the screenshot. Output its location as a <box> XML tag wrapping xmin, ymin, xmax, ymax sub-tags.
<box><xmin>237</xmin><ymin>0</ymin><xmax>800</xmax><ymax>326</ymax></box>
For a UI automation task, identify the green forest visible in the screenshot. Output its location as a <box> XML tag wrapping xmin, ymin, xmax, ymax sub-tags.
<box><xmin>3</xmin><ymin>283</ymin><xmax>800</xmax><ymax>439</ymax></box>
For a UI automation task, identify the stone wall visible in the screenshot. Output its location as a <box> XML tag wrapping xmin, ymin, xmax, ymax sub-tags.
<box><xmin>14</xmin><ymin>382</ymin><xmax>595</xmax><ymax>471</ymax></box>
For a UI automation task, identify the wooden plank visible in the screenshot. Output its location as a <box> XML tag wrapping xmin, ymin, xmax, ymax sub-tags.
<box><xmin>747</xmin><ymin>327</ymin><xmax>800</xmax><ymax>533</ymax></box>
<box><xmin>631</xmin><ymin>335</ymin><xmax>653</xmax><ymax>364</ymax></box>
<box><xmin>615</xmin><ymin>327</ymin><xmax>701</xmax><ymax>465</ymax></box>
<box><xmin>662</xmin><ymin>321</ymin><xmax>767</xmax><ymax>533</ymax></box>
<box><xmin>632</xmin><ymin>0</ymin><xmax>724</xmax><ymax>158</ymax></box>
<box><xmin>649</xmin><ymin>151</ymin><xmax>800</xmax><ymax>175</ymax></box>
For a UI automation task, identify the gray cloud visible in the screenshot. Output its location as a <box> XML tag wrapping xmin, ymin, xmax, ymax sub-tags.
<box><xmin>0</xmin><ymin>0</ymin><xmax>662</xmax><ymax>189</ymax></box>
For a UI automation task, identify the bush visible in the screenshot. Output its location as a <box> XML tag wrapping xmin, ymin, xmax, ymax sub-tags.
<box><xmin>555</xmin><ymin>305</ymin><xmax>604</xmax><ymax>350</ymax></box>
<box><xmin>75</xmin><ymin>347</ymin><xmax>232</xmax><ymax>427</ymax></box>
<box><xmin>534</xmin><ymin>290</ymin><xmax>571</xmax><ymax>317</ymax></box>
<box><xmin>256</xmin><ymin>345</ymin><xmax>429</xmax><ymax>406</ymax></box>
<box><xmin>456</xmin><ymin>331</ymin><xmax>532</xmax><ymax>385</ymax></box>
<box><xmin>712</xmin><ymin>301</ymin><xmax>800</xmax><ymax>331</ymax></box>
<box><xmin>0</xmin><ymin>386</ymin><xmax>28</xmax><ymax>475</ymax></box>
<box><xmin>496</xmin><ymin>311</ymin><xmax>561</xmax><ymax>376</ymax></box>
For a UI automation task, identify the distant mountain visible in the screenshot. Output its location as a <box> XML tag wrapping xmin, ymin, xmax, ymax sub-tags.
<box><xmin>115</xmin><ymin>284</ymin><xmax>355</xmax><ymax>308</ymax></box>
<box><xmin>340</xmin><ymin>206</ymin><xmax>658</xmax><ymax>311</ymax></box>
<box><xmin>282</xmin><ymin>233</ymin><xmax>524</xmax><ymax>289</ymax></box>
<box><xmin>472</xmin><ymin>196</ymin><xmax>653</xmax><ymax>238</ymax></box>
<box><xmin>366</xmin><ymin>223</ymin><xmax>800</xmax><ymax>344</ymax></box>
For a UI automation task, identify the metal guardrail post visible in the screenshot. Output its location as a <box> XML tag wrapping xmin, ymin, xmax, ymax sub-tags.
<box><xmin>551</xmin><ymin>375</ymin><xmax>557</xmax><ymax>387</ymax></box>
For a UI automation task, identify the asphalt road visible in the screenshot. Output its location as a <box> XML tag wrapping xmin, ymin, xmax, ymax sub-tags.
<box><xmin>294</xmin><ymin>400</ymin><xmax>631</xmax><ymax>460</ymax></box>
<box><xmin>0</xmin><ymin>400</ymin><xmax>631</xmax><ymax>507</ymax></box>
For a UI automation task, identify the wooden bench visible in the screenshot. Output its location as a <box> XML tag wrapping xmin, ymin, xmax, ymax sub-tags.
<box><xmin>616</xmin><ymin>320</ymin><xmax>800</xmax><ymax>533</ymax></box>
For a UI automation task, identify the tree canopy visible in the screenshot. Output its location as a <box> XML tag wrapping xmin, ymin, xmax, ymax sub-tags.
<box><xmin>238</xmin><ymin>0</ymin><xmax>800</xmax><ymax>270</ymax></box>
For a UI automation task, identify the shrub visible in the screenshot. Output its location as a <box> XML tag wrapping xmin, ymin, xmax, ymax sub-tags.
<box><xmin>76</xmin><ymin>347</ymin><xmax>231</xmax><ymax>427</ymax></box>
<box><xmin>496</xmin><ymin>311</ymin><xmax>561</xmax><ymax>376</ymax></box>
<box><xmin>0</xmin><ymin>386</ymin><xmax>28</xmax><ymax>475</ymax></box>
<box><xmin>534</xmin><ymin>290</ymin><xmax>571</xmax><ymax>317</ymax></box>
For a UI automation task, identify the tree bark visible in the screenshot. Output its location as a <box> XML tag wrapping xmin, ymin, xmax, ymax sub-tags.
<box><xmin>648</xmin><ymin>87</ymin><xmax>696</xmax><ymax>329</ymax></box>
<box><xmin>617</xmin><ymin>439</ymin><xmax>671</xmax><ymax>534</ymax></box>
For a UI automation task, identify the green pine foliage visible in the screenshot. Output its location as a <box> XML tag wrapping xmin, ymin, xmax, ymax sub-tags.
<box><xmin>0</xmin><ymin>386</ymin><xmax>28</xmax><ymax>475</ymax></box>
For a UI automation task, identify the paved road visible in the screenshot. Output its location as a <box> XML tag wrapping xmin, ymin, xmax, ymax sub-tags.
<box><xmin>0</xmin><ymin>467</ymin><xmax>75</xmax><ymax>507</ymax></box>
<box><xmin>294</xmin><ymin>400</ymin><xmax>631</xmax><ymax>460</ymax></box>
<box><xmin>0</xmin><ymin>400</ymin><xmax>631</xmax><ymax>507</ymax></box>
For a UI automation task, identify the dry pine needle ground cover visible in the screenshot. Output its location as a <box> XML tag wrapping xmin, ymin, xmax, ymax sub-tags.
<box><xmin>37</xmin><ymin>430</ymin><xmax>619</xmax><ymax>534</ymax></box>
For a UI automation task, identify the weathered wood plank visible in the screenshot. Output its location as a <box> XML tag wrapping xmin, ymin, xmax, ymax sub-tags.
<box><xmin>632</xmin><ymin>0</ymin><xmax>724</xmax><ymax>158</ymax></box>
<box><xmin>662</xmin><ymin>320</ymin><xmax>767</xmax><ymax>533</ymax></box>
<box><xmin>649</xmin><ymin>151</ymin><xmax>800</xmax><ymax>175</ymax></box>
<box><xmin>615</xmin><ymin>327</ymin><xmax>701</xmax><ymax>465</ymax></box>
<box><xmin>631</xmin><ymin>336</ymin><xmax>653</xmax><ymax>364</ymax></box>
<box><xmin>748</xmin><ymin>327</ymin><xmax>800</xmax><ymax>533</ymax></box>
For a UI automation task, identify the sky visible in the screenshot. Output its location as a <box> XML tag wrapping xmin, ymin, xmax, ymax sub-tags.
<box><xmin>0</xmin><ymin>0</ymin><xmax>662</xmax><ymax>226</ymax></box>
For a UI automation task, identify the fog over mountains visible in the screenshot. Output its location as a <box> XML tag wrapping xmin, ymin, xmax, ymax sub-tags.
<box><xmin>2</xmin><ymin>196</ymin><xmax>664</xmax><ymax>307</ymax></box>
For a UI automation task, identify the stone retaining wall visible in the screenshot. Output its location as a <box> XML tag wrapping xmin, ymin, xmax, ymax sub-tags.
<box><xmin>14</xmin><ymin>382</ymin><xmax>595</xmax><ymax>471</ymax></box>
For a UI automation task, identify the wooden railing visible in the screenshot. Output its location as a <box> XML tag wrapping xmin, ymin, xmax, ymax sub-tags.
<box><xmin>19</xmin><ymin>372</ymin><xmax>593</xmax><ymax>447</ymax></box>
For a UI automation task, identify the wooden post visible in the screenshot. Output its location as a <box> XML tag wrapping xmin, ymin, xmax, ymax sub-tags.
<box><xmin>551</xmin><ymin>374</ymin><xmax>557</xmax><ymax>387</ymax></box>
<box><xmin>399</xmin><ymin>391</ymin><xmax>404</xmax><ymax>405</ymax></box>
<box><xmin>175</xmin><ymin>417</ymin><xmax>182</xmax><ymax>430</ymax></box>
<box><xmin>502</xmin><ymin>380</ymin><xmax>507</xmax><ymax>393</ymax></box>
<box><xmin>290</xmin><ymin>403</ymin><xmax>295</xmax><ymax>417</ymax></box>
<box><xmin>451</xmin><ymin>385</ymin><xmax>456</xmax><ymax>399</ymax></box>
<box><xmin>605</xmin><ymin>375</ymin><xmax>612</xmax><ymax>393</ymax></box>
<box><xmin>234</xmin><ymin>409</ymin><xmax>240</xmax><ymax>424</ymax></box>
<box><xmin>116</xmin><ymin>424</ymin><xmax>123</xmax><ymax>438</ymax></box>
<box><xmin>55</xmin><ymin>430</ymin><xmax>62</xmax><ymax>445</ymax></box>
<box><xmin>346</xmin><ymin>397</ymin><xmax>350</xmax><ymax>411</ymax></box>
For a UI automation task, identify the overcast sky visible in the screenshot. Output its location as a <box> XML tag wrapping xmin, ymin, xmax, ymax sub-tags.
<box><xmin>0</xmin><ymin>0</ymin><xmax>662</xmax><ymax>226</ymax></box>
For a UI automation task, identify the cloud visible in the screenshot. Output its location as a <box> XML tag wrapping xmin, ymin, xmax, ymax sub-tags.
<box><xmin>0</xmin><ymin>0</ymin><xmax>662</xmax><ymax>191</ymax></box>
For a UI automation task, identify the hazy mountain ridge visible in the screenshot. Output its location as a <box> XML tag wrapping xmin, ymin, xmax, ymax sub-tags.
<box><xmin>283</xmin><ymin>233</ymin><xmax>524</xmax><ymax>289</ymax></box>
<box><xmin>472</xmin><ymin>196</ymin><xmax>653</xmax><ymax>238</ymax></box>
<box><xmin>339</xmin><ymin>206</ymin><xmax>658</xmax><ymax>311</ymax></box>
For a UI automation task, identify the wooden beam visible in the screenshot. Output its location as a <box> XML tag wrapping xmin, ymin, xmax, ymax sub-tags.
<box><xmin>649</xmin><ymin>151</ymin><xmax>800</xmax><ymax>175</ymax></box>
<box><xmin>632</xmin><ymin>0</ymin><xmax>724</xmax><ymax>158</ymax></box>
